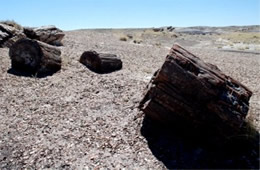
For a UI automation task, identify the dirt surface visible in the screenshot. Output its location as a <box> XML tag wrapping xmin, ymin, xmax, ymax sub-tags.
<box><xmin>0</xmin><ymin>28</ymin><xmax>259</xmax><ymax>169</ymax></box>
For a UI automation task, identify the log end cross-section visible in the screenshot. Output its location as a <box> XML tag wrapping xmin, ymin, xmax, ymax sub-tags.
<box><xmin>139</xmin><ymin>44</ymin><xmax>253</xmax><ymax>136</ymax></box>
<box><xmin>9</xmin><ymin>38</ymin><xmax>62</xmax><ymax>75</ymax></box>
<box><xmin>80</xmin><ymin>50</ymin><xmax>122</xmax><ymax>73</ymax></box>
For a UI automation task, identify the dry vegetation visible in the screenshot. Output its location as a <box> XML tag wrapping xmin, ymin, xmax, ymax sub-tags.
<box><xmin>214</xmin><ymin>32</ymin><xmax>260</xmax><ymax>51</ymax></box>
<box><xmin>119</xmin><ymin>36</ymin><xmax>128</xmax><ymax>41</ymax></box>
<box><xmin>220</xmin><ymin>32</ymin><xmax>260</xmax><ymax>44</ymax></box>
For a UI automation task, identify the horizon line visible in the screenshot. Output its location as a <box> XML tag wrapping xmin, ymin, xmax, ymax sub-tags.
<box><xmin>64</xmin><ymin>25</ymin><xmax>260</xmax><ymax>31</ymax></box>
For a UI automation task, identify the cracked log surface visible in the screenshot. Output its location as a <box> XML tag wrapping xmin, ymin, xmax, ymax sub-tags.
<box><xmin>9</xmin><ymin>38</ymin><xmax>61</xmax><ymax>74</ymax></box>
<box><xmin>0</xmin><ymin>23</ymin><xmax>26</xmax><ymax>48</ymax></box>
<box><xmin>80</xmin><ymin>50</ymin><xmax>123</xmax><ymax>73</ymax></box>
<box><xmin>24</xmin><ymin>25</ymin><xmax>65</xmax><ymax>46</ymax></box>
<box><xmin>139</xmin><ymin>44</ymin><xmax>253</xmax><ymax>136</ymax></box>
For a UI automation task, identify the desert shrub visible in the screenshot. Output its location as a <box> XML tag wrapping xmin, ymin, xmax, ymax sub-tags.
<box><xmin>62</xmin><ymin>55</ymin><xmax>71</xmax><ymax>67</ymax></box>
<box><xmin>133</xmin><ymin>39</ymin><xmax>142</xmax><ymax>44</ymax></box>
<box><xmin>119</xmin><ymin>36</ymin><xmax>128</xmax><ymax>41</ymax></box>
<box><xmin>171</xmin><ymin>34</ymin><xmax>178</xmax><ymax>38</ymax></box>
<box><xmin>0</xmin><ymin>20</ymin><xmax>23</xmax><ymax>30</ymax></box>
<box><xmin>126</xmin><ymin>34</ymin><xmax>133</xmax><ymax>39</ymax></box>
<box><xmin>142</xmin><ymin>29</ymin><xmax>165</xmax><ymax>37</ymax></box>
<box><xmin>155</xmin><ymin>42</ymin><xmax>161</xmax><ymax>47</ymax></box>
<box><xmin>152</xmin><ymin>28</ymin><xmax>163</xmax><ymax>32</ymax></box>
<box><xmin>238</xmin><ymin>47</ymin><xmax>245</xmax><ymax>51</ymax></box>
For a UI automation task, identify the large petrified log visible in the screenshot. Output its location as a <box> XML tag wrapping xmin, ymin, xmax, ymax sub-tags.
<box><xmin>80</xmin><ymin>51</ymin><xmax>122</xmax><ymax>73</ymax></box>
<box><xmin>23</xmin><ymin>25</ymin><xmax>65</xmax><ymax>46</ymax></box>
<box><xmin>0</xmin><ymin>23</ymin><xmax>26</xmax><ymax>48</ymax></box>
<box><xmin>139</xmin><ymin>44</ymin><xmax>252</xmax><ymax>136</ymax></box>
<box><xmin>9</xmin><ymin>38</ymin><xmax>61</xmax><ymax>74</ymax></box>
<box><xmin>0</xmin><ymin>23</ymin><xmax>64</xmax><ymax>48</ymax></box>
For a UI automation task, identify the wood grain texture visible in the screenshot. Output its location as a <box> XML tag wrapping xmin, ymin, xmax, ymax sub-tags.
<box><xmin>24</xmin><ymin>26</ymin><xmax>65</xmax><ymax>46</ymax></box>
<box><xmin>139</xmin><ymin>44</ymin><xmax>253</xmax><ymax>136</ymax></box>
<box><xmin>9</xmin><ymin>38</ymin><xmax>61</xmax><ymax>74</ymax></box>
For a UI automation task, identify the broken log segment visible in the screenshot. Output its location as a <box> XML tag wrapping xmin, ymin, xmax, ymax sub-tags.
<box><xmin>0</xmin><ymin>23</ymin><xmax>26</xmax><ymax>48</ymax></box>
<box><xmin>79</xmin><ymin>51</ymin><xmax>122</xmax><ymax>73</ymax></box>
<box><xmin>139</xmin><ymin>44</ymin><xmax>252</xmax><ymax>136</ymax></box>
<box><xmin>9</xmin><ymin>38</ymin><xmax>61</xmax><ymax>74</ymax></box>
<box><xmin>23</xmin><ymin>25</ymin><xmax>65</xmax><ymax>46</ymax></box>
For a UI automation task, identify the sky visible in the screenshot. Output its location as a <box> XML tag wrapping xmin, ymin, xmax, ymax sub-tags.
<box><xmin>0</xmin><ymin>0</ymin><xmax>259</xmax><ymax>30</ymax></box>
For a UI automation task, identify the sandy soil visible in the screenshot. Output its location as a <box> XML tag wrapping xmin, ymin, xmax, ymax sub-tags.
<box><xmin>0</xmin><ymin>29</ymin><xmax>259</xmax><ymax>169</ymax></box>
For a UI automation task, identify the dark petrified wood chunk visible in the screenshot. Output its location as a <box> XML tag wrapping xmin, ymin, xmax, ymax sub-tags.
<box><xmin>139</xmin><ymin>44</ymin><xmax>253</xmax><ymax>137</ymax></box>
<box><xmin>9</xmin><ymin>38</ymin><xmax>61</xmax><ymax>74</ymax></box>
<box><xmin>23</xmin><ymin>25</ymin><xmax>65</xmax><ymax>46</ymax></box>
<box><xmin>80</xmin><ymin>50</ymin><xmax>122</xmax><ymax>73</ymax></box>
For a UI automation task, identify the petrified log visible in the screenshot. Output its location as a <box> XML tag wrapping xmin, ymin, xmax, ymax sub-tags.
<box><xmin>0</xmin><ymin>30</ymin><xmax>9</xmax><ymax>44</ymax></box>
<box><xmin>9</xmin><ymin>38</ymin><xmax>61</xmax><ymax>74</ymax></box>
<box><xmin>0</xmin><ymin>23</ymin><xmax>26</xmax><ymax>48</ymax></box>
<box><xmin>139</xmin><ymin>44</ymin><xmax>252</xmax><ymax>136</ymax></box>
<box><xmin>79</xmin><ymin>51</ymin><xmax>122</xmax><ymax>73</ymax></box>
<box><xmin>23</xmin><ymin>25</ymin><xmax>65</xmax><ymax>46</ymax></box>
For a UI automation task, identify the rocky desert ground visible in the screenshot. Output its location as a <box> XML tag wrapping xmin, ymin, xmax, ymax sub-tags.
<box><xmin>0</xmin><ymin>25</ymin><xmax>259</xmax><ymax>169</ymax></box>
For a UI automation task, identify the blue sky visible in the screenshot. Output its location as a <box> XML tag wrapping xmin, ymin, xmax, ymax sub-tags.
<box><xmin>0</xmin><ymin>0</ymin><xmax>259</xmax><ymax>30</ymax></box>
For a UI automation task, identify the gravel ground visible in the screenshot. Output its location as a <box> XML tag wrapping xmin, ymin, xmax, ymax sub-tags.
<box><xmin>0</xmin><ymin>30</ymin><xmax>259</xmax><ymax>169</ymax></box>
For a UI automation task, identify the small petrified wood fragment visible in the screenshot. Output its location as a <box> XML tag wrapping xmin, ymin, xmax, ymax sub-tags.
<box><xmin>139</xmin><ymin>44</ymin><xmax>252</xmax><ymax>136</ymax></box>
<box><xmin>9</xmin><ymin>38</ymin><xmax>61</xmax><ymax>74</ymax></box>
<box><xmin>80</xmin><ymin>51</ymin><xmax>122</xmax><ymax>73</ymax></box>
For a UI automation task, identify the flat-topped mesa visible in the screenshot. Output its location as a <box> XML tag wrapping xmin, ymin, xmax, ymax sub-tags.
<box><xmin>139</xmin><ymin>44</ymin><xmax>253</xmax><ymax>136</ymax></box>
<box><xmin>24</xmin><ymin>25</ymin><xmax>65</xmax><ymax>46</ymax></box>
